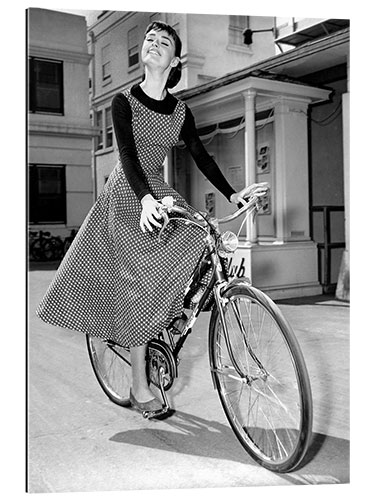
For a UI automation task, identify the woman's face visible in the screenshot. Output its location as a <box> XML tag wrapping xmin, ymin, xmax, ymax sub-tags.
<box><xmin>141</xmin><ymin>29</ymin><xmax>179</xmax><ymax>71</ymax></box>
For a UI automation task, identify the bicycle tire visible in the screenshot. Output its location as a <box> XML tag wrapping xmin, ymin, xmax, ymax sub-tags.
<box><xmin>209</xmin><ymin>283</ymin><xmax>312</xmax><ymax>473</ymax></box>
<box><xmin>86</xmin><ymin>335</ymin><xmax>132</xmax><ymax>407</ymax></box>
<box><xmin>30</xmin><ymin>239</ymin><xmax>44</xmax><ymax>261</ymax></box>
<box><xmin>50</xmin><ymin>237</ymin><xmax>64</xmax><ymax>260</ymax></box>
<box><xmin>42</xmin><ymin>240</ymin><xmax>55</xmax><ymax>261</ymax></box>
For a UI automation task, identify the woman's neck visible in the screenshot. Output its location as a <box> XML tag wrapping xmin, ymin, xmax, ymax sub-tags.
<box><xmin>140</xmin><ymin>72</ymin><xmax>168</xmax><ymax>101</ymax></box>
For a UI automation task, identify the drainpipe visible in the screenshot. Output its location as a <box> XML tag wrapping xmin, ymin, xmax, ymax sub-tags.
<box><xmin>242</xmin><ymin>89</ymin><xmax>258</xmax><ymax>244</ymax></box>
<box><xmin>336</xmin><ymin>57</ymin><xmax>350</xmax><ymax>301</ymax></box>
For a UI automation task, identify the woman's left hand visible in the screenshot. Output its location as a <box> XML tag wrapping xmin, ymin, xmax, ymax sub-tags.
<box><xmin>230</xmin><ymin>182</ymin><xmax>269</xmax><ymax>206</ymax></box>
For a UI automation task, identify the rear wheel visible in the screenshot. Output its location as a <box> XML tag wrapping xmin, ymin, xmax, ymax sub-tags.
<box><xmin>30</xmin><ymin>240</ymin><xmax>43</xmax><ymax>261</ymax></box>
<box><xmin>209</xmin><ymin>284</ymin><xmax>312</xmax><ymax>473</ymax></box>
<box><xmin>86</xmin><ymin>335</ymin><xmax>132</xmax><ymax>407</ymax></box>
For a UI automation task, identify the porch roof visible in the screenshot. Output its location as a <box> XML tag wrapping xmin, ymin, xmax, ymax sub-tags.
<box><xmin>176</xmin><ymin>27</ymin><xmax>349</xmax><ymax>102</ymax></box>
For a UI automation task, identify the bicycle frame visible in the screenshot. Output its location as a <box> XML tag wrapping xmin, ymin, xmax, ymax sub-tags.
<box><xmin>158</xmin><ymin>196</ymin><xmax>265</xmax><ymax>384</ymax></box>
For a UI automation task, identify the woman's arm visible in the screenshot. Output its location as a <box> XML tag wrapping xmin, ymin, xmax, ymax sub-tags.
<box><xmin>111</xmin><ymin>93</ymin><xmax>151</xmax><ymax>201</ymax></box>
<box><xmin>112</xmin><ymin>93</ymin><xmax>163</xmax><ymax>232</ymax></box>
<box><xmin>180</xmin><ymin>106</ymin><xmax>236</xmax><ymax>202</ymax></box>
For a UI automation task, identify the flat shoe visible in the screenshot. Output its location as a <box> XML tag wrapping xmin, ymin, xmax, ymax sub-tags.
<box><xmin>129</xmin><ymin>390</ymin><xmax>163</xmax><ymax>413</ymax></box>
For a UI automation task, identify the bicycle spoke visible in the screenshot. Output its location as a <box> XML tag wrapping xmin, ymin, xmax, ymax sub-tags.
<box><xmin>211</xmin><ymin>286</ymin><xmax>312</xmax><ymax>472</ymax></box>
<box><xmin>87</xmin><ymin>336</ymin><xmax>132</xmax><ymax>406</ymax></box>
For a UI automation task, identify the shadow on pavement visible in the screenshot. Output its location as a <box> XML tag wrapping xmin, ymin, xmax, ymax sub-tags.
<box><xmin>276</xmin><ymin>294</ymin><xmax>349</xmax><ymax>307</ymax></box>
<box><xmin>110</xmin><ymin>410</ymin><xmax>349</xmax><ymax>484</ymax></box>
<box><xmin>111</xmin><ymin>410</ymin><xmax>251</xmax><ymax>465</ymax></box>
<box><xmin>28</xmin><ymin>261</ymin><xmax>61</xmax><ymax>272</ymax></box>
<box><xmin>282</xmin><ymin>432</ymin><xmax>349</xmax><ymax>485</ymax></box>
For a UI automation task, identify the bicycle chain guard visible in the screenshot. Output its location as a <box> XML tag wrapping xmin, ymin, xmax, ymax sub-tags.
<box><xmin>147</xmin><ymin>339</ymin><xmax>177</xmax><ymax>392</ymax></box>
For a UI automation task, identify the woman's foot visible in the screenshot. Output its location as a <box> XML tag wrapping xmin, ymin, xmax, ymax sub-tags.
<box><xmin>129</xmin><ymin>344</ymin><xmax>163</xmax><ymax>413</ymax></box>
<box><xmin>129</xmin><ymin>389</ymin><xmax>163</xmax><ymax>413</ymax></box>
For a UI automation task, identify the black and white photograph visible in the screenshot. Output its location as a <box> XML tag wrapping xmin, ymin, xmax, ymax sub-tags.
<box><xmin>15</xmin><ymin>0</ymin><xmax>369</xmax><ymax>497</ymax></box>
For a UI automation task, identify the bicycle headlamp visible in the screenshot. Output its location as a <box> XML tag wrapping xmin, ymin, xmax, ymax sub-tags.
<box><xmin>220</xmin><ymin>231</ymin><xmax>238</xmax><ymax>253</ymax></box>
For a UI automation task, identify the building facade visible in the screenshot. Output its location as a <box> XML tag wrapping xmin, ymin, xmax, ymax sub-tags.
<box><xmin>28</xmin><ymin>8</ymin><xmax>94</xmax><ymax>239</ymax></box>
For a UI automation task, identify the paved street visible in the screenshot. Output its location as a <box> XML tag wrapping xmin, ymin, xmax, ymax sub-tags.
<box><xmin>28</xmin><ymin>267</ymin><xmax>350</xmax><ymax>494</ymax></box>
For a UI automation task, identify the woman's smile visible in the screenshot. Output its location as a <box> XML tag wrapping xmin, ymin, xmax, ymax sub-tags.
<box><xmin>148</xmin><ymin>47</ymin><xmax>161</xmax><ymax>56</ymax></box>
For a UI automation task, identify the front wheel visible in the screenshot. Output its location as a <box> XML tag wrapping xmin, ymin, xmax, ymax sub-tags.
<box><xmin>86</xmin><ymin>335</ymin><xmax>132</xmax><ymax>407</ymax></box>
<box><xmin>209</xmin><ymin>284</ymin><xmax>312</xmax><ymax>473</ymax></box>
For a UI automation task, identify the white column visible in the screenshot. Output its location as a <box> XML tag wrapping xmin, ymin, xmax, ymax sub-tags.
<box><xmin>274</xmin><ymin>97</ymin><xmax>310</xmax><ymax>242</ymax></box>
<box><xmin>242</xmin><ymin>89</ymin><xmax>257</xmax><ymax>244</ymax></box>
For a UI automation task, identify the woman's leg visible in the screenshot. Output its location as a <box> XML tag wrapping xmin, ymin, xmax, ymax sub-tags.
<box><xmin>130</xmin><ymin>344</ymin><xmax>160</xmax><ymax>403</ymax></box>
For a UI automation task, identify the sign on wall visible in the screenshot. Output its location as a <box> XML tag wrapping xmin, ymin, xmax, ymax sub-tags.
<box><xmin>257</xmin><ymin>142</ymin><xmax>270</xmax><ymax>174</ymax></box>
<box><xmin>227</xmin><ymin>248</ymin><xmax>251</xmax><ymax>280</ymax></box>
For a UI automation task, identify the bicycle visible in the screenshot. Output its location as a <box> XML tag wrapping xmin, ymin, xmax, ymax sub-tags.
<box><xmin>86</xmin><ymin>186</ymin><xmax>313</xmax><ymax>473</ymax></box>
<box><xmin>29</xmin><ymin>230</ymin><xmax>53</xmax><ymax>261</ymax></box>
<box><xmin>29</xmin><ymin>230</ymin><xmax>65</xmax><ymax>261</ymax></box>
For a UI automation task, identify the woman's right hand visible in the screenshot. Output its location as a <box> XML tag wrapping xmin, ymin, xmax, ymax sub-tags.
<box><xmin>140</xmin><ymin>194</ymin><xmax>163</xmax><ymax>233</ymax></box>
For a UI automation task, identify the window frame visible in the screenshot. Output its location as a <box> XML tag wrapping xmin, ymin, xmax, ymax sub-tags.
<box><xmin>105</xmin><ymin>107</ymin><xmax>113</xmax><ymax>149</ymax></box>
<box><xmin>127</xmin><ymin>26</ymin><xmax>139</xmax><ymax>68</ymax></box>
<box><xmin>28</xmin><ymin>164</ymin><xmax>67</xmax><ymax>225</ymax></box>
<box><xmin>95</xmin><ymin>110</ymin><xmax>104</xmax><ymax>151</ymax></box>
<box><xmin>28</xmin><ymin>56</ymin><xmax>64</xmax><ymax>115</ymax></box>
<box><xmin>101</xmin><ymin>43</ymin><xmax>111</xmax><ymax>82</ymax></box>
<box><xmin>228</xmin><ymin>15</ymin><xmax>249</xmax><ymax>46</ymax></box>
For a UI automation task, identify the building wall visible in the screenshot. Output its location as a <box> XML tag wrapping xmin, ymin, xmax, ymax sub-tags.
<box><xmin>184</xmin><ymin>14</ymin><xmax>275</xmax><ymax>86</ymax></box>
<box><xmin>28</xmin><ymin>8</ymin><xmax>94</xmax><ymax>237</ymax></box>
<box><xmin>310</xmin><ymin>78</ymin><xmax>347</xmax><ymax>286</ymax></box>
<box><xmin>310</xmin><ymin>79</ymin><xmax>346</xmax><ymax>206</ymax></box>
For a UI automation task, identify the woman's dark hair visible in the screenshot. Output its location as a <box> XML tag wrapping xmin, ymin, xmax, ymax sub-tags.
<box><xmin>144</xmin><ymin>21</ymin><xmax>182</xmax><ymax>89</ymax></box>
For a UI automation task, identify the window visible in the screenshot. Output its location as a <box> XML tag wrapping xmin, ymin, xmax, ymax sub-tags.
<box><xmin>128</xmin><ymin>27</ymin><xmax>139</xmax><ymax>67</ymax></box>
<box><xmin>96</xmin><ymin>110</ymin><xmax>103</xmax><ymax>150</ymax></box>
<box><xmin>228</xmin><ymin>15</ymin><xmax>249</xmax><ymax>46</ymax></box>
<box><xmin>105</xmin><ymin>107</ymin><xmax>113</xmax><ymax>148</ymax></box>
<box><xmin>29</xmin><ymin>57</ymin><xmax>63</xmax><ymax>114</ymax></box>
<box><xmin>101</xmin><ymin>44</ymin><xmax>111</xmax><ymax>81</ymax></box>
<box><xmin>29</xmin><ymin>165</ymin><xmax>66</xmax><ymax>224</ymax></box>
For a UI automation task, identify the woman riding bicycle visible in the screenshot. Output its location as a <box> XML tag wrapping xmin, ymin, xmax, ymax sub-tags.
<box><xmin>37</xmin><ymin>21</ymin><xmax>267</xmax><ymax>415</ymax></box>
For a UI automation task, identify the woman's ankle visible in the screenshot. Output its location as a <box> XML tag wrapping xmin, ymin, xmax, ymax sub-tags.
<box><xmin>131</xmin><ymin>385</ymin><xmax>156</xmax><ymax>403</ymax></box>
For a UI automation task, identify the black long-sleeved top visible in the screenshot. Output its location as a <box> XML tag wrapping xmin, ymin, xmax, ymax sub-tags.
<box><xmin>111</xmin><ymin>84</ymin><xmax>235</xmax><ymax>202</ymax></box>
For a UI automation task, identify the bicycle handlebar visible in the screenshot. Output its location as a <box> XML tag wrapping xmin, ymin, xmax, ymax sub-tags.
<box><xmin>157</xmin><ymin>183</ymin><xmax>269</xmax><ymax>241</ymax></box>
<box><xmin>215</xmin><ymin>194</ymin><xmax>260</xmax><ymax>224</ymax></box>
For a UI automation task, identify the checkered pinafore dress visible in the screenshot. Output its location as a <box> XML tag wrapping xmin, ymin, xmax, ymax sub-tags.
<box><xmin>36</xmin><ymin>89</ymin><xmax>206</xmax><ymax>347</ymax></box>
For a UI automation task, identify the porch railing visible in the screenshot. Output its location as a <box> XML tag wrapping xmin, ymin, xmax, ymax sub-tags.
<box><xmin>311</xmin><ymin>205</ymin><xmax>345</xmax><ymax>294</ymax></box>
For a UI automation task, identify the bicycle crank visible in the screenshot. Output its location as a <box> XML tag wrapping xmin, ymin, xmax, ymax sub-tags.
<box><xmin>142</xmin><ymin>366</ymin><xmax>174</xmax><ymax>420</ymax></box>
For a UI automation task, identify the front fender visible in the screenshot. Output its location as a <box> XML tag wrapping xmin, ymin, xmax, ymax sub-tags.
<box><xmin>226</xmin><ymin>276</ymin><xmax>252</xmax><ymax>290</ymax></box>
<box><xmin>208</xmin><ymin>277</ymin><xmax>253</xmax><ymax>389</ymax></box>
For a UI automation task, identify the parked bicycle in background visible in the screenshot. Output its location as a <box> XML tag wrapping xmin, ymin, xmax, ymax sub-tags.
<box><xmin>28</xmin><ymin>229</ymin><xmax>77</xmax><ymax>262</ymax></box>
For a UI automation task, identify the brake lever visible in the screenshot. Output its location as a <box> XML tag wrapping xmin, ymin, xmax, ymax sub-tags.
<box><xmin>157</xmin><ymin>210</ymin><xmax>170</xmax><ymax>243</ymax></box>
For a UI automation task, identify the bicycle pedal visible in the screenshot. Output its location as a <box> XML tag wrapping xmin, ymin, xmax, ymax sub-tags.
<box><xmin>142</xmin><ymin>407</ymin><xmax>174</xmax><ymax>420</ymax></box>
